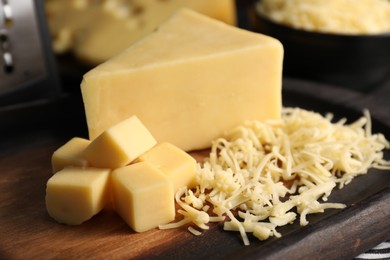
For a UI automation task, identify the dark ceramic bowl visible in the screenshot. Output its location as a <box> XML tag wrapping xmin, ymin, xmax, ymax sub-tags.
<box><xmin>249</xmin><ymin>3</ymin><xmax>390</xmax><ymax>92</ymax></box>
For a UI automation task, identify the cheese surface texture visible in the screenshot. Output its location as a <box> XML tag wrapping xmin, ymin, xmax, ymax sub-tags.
<box><xmin>81</xmin><ymin>9</ymin><xmax>283</xmax><ymax>151</ymax></box>
<box><xmin>45</xmin><ymin>167</ymin><xmax>111</xmax><ymax>225</ymax></box>
<box><xmin>45</xmin><ymin>0</ymin><xmax>236</xmax><ymax>64</ymax></box>
<box><xmin>111</xmin><ymin>162</ymin><xmax>175</xmax><ymax>232</ymax></box>
<box><xmin>51</xmin><ymin>137</ymin><xmax>90</xmax><ymax>173</ymax></box>
<box><xmin>82</xmin><ymin>115</ymin><xmax>157</xmax><ymax>168</ymax></box>
<box><xmin>137</xmin><ymin>142</ymin><xmax>197</xmax><ymax>191</ymax></box>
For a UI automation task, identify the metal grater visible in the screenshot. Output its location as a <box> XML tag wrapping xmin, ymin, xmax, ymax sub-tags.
<box><xmin>0</xmin><ymin>0</ymin><xmax>61</xmax><ymax>107</ymax></box>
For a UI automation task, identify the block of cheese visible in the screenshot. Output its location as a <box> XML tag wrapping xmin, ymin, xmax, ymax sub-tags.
<box><xmin>82</xmin><ymin>115</ymin><xmax>157</xmax><ymax>169</ymax></box>
<box><xmin>81</xmin><ymin>8</ymin><xmax>283</xmax><ymax>151</ymax></box>
<box><xmin>51</xmin><ymin>137</ymin><xmax>90</xmax><ymax>173</ymax></box>
<box><xmin>45</xmin><ymin>0</ymin><xmax>236</xmax><ymax>65</ymax></box>
<box><xmin>45</xmin><ymin>167</ymin><xmax>111</xmax><ymax>225</ymax></box>
<box><xmin>137</xmin><ymin>142</ymin><xmax>196</xmax><ymax>192</ymax></box>
<box><xmin>111</xmin><ymin>162</ymin><xmax>175</xmax><ymax>232</ymax></box>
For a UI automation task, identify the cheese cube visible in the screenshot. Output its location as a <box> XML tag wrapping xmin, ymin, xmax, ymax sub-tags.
<box><xmin>111</xmin><ymin>162</ymin><xmax>175</xmax><ymax>232</ymax></box>
<box><xmin>81</xmin><ymin>115</ymin><xmax>157</xmax><ymax>169</ymax></box>
<box><xmin>81</xmin><ymin>9</ymin><xmax>283</xmax><ymax>151</ymax></box>
<box><xmin>51</xmin><ymin>137</ymin><xmax>90</xmax><ymax>173</ymax></box>
<box><xmin>46</xmin><ymin>0</ymin><xmax>236</xmax><ymax>65</ymax></box>
<box><xmin>45</xmin><ymin>167</ymin><xmax>111</xmax><ymax>225</ymax></box>
<box><xmin>137</xmin><ymin>142</ymin><xmax>196</xmax><ymax>191</ymax></box>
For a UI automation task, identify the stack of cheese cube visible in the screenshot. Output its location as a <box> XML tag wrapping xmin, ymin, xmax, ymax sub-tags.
<box><xmin>45</xmin><ymin>115</ymin><xmax>196</xmax><ymax>232</ymax></box>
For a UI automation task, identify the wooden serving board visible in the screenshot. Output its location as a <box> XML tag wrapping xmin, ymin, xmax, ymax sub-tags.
<box><xmin>1</xmin><ymin>83</ymin><xmax>389</xmax><ymax>259</ymax></box>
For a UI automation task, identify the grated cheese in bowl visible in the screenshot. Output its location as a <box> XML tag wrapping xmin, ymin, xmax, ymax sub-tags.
<box><xmin>159</xmin><ymin>108</ymin><xmax>390</xmax><ymax>245</ymax></box>
<box><xmin>256</xmin><ymin>0</ymin><xmax>390</xmax><ymax>35</ymax></box>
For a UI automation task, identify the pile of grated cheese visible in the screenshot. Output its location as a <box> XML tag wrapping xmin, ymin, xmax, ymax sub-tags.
<box><xmin>256</xmin><ymin>0</ymin><xmax>390</xmax><ymax>35</ymax></box>
<box><xmin>159</xmin><ymin>107</ymin><xmax>390</xmax><ymax>245</ymax></box>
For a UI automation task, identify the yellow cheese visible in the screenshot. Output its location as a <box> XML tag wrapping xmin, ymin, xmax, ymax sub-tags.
<box><xmin>82</xmin><ymin>115</ymin><xmax>157</xmax><ymax>169</ymax></box>
<box><xmin>45</xmin><ymin>0</ymin><xmax>236</xmax><ymax>65</ymax></box>
<box><xmin>51</xmin><ymin>137</ymin><xmax>90</xmax><ymax>173</ymax></box>
<box><xmin>111</xmin><ymin>162</ymin><xmax>175</xmax><ymax>232</ymax></box>
<box><xmin>137</xmin><ymin>142</ymin><xmax>197</xmax><ymax>191</ymax></box>
<box><xmin>165</xmin><ymin>108</ymin><xmax>390</xmax><ymax>245</ymax></box>
<box><xmin>257</xmin><ymin>0</ymin><xmax>390</xmax><ymax>35</ymax></box>
<box><xmin>45</xmin><ymin>166</ymin><xmax>111</xmax><ymax>225</ymax></box>
<box><xmin>81</xmin><ymin>9</ymin><xmax>283</xmax><ymax>151</ymax></box>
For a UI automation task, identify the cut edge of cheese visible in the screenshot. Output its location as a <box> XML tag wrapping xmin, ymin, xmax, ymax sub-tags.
<box><xmin>111</xmin><ymin>161</ymin><xmax>175</xmax><ymax>232</ymax></box>
<box><xmin>51</xmin><ymin>137</ymin><xmax>91</xmax><ymax>173</ymax></box>
<box><xmin>81</xmin><ymin>115</ymin><xmax>157</xmax><ymax>168</ymax></box>
<box><xmin>45</xmin><ymin>166</ymin><xmax>111</xmax><ymax>225</ymax></box>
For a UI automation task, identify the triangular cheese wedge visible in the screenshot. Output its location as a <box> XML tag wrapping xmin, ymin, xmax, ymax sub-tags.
<box><xmin>81</xmin><ymin>9</ymin><xmax>283</xmax><ymax>151</ymax></box>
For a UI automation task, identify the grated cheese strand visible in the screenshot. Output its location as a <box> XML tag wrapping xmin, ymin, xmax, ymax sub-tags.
<box><xmin>160</xmin><ymin>108</ymin><xmax>390</xmax><ymax>245</ymax></box>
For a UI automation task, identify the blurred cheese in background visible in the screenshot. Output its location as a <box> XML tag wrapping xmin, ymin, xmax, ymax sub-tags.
<box><xmin>257</xmin><ymin>0</ymin><xmax>390</xmax><ymax>35</ymax></box>
<box><xmin>45</xmin><ymin>0</ymin><xmax>236</xmax><ymax>65</ymax></box>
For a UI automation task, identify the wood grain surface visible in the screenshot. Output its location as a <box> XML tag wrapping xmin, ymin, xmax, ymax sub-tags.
<box><xmin>0</xmin><ymin>80</ymin><xmax>389</xmax><ymax>259</ymax></box>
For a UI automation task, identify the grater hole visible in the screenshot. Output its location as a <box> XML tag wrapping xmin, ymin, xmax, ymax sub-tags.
<box><xmin>1</xmin><ymin>0</ymin><xmax>13</xmax><ymax>28</ymax></box>
<box><xmin>3</xmin><ymin>52</ymin><xmax>13</xmax><ymax>73</ymax></box>
<box><xmin>0</xmin><ymin>30</ymin><xmax>7</xmax><ymax>46</ymax></box>
<box><xmin>0</xmin><ymin>30</ymin><xmax>13</xmax><ymax>73</ymax></box>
